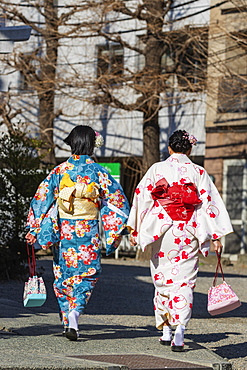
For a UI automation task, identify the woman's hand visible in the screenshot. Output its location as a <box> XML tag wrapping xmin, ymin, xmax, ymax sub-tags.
<box><xmin>25</xmin><ymin>232</ymin><xmax>37</xmax><ymax>245</ymax></box>
<box><xmin>212</xmin><ymin>239</ymin><xmax>223</xmax><ymax>255</ymax></box>
<box><xmin>129</xmin><ymin>235</ymin><xmax>137</xmax><ymax>247</ymax></box>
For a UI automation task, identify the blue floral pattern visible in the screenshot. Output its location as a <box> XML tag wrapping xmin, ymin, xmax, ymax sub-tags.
<box><xmin>27</xmin><ymin>155</ymin><xmax>129</xmax><ymax>325</ymax></box>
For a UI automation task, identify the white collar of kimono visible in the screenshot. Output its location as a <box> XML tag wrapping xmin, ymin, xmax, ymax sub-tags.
<box><xmin>169</xmin><ymin>153</ymin><xmax>192</xmax><ymax>164</ymax></box>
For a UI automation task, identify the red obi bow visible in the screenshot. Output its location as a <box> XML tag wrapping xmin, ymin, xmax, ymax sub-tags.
<box><xmin>151</xmin><ymin>178</ymin><xmax>202</xmax><ymax>221</ymax></box>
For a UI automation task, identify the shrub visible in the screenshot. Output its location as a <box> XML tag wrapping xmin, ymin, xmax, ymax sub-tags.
<box><xmin>0</xmin><ymin>130</ymin><xmax>49</xmax><ymax>279</ymax></box>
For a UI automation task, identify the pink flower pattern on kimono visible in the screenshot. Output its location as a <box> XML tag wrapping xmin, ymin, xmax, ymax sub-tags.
<box><xmin>108</xmin><ymin>190</ymin><xmax>126</xmax><ymax>208</ymax></box>
<box><xmin>67</xmin><ymin>296</ymin><xmax>77</xmax><ymax>310</ymax></box>
<box><xmin>46</xmin><ymin>168</ymin><xmax>56</xmax><ymax>180</ymax></box>
<box><xmin>105</xmin><ymin>230</ymin><xmax>116</xmax><ymax>246</ymax></box>
<box><xmin>62</xmin><ymin>269</ymin><xmax>98</xmax><ymax>289</ymax></box>
<box><xmin>173</xmin><ymin>295</ymin><xmax>187</xmax><ymax>309</ymax></box>
<box><xmin>62</xmin><ymin>286</ymin><xmax>73</xmax><ymax>297</ymax></box>
<box><xmin>55</xmin><ymin>161</ymin><xmax>74</xmax><ymax>175</ymax></box>
<box><xmin>60</xmin><ymin>311</ymin><xmax>69</xmax><ymax>326</ymax></box>
<box><xmin>42</xmin><ymin>241</ymin><xmax>53</xmax><ymax>249</ymax></box>
<box><xmin>54</xmin><ymin>285</ymin><xmax>63</xmax><ymax>298</ymax></box>
<box><xmin>91</xmin><ymin>234</ymin><xmax>100</xmax><ymax>249</ymax></box>
<box><xmin>78</xmin><ymin>244</ymin><xmax>98</xmax><ymax>265</ymax></box>
<box><xmin>102</xmin><ymin>211</ymin><xmax>122</xmax><ymax>231</ymax></box>
<box><xmin>60</xmin><ymin>220</ymin><xmax>75</xmax><ymax>240</ymax></box>
<box><xmin>75</xmin><ymin>220</ymin><xmax>91</xmax><ymax>237</ymax></box>
<box><xmin>62</xmin><ymin>247</ymin><xmax>78</xmax><ymax>268</ymax></box>
<box><xmin>54</xmin><ymin>186</ymin><xmax>59</xmax><ymax>199</ymax></box>
<box><xmin>27</xmin><ymin>209</ymin><xmax>36</xmax><ymax>228</ymax></box>
<box><xmin>98</xmin><ymin>171</ymin><xmax>112</xmax><ymax>195</ymax></box>
<box><xmin>53</xmin><ymin>265</ymin><xmax>62</xmax><ymax>280</ymax></box>
<box><xmin>63</xmin><ymin>276</ymin><xmax>78</xmax><ymax>288</ymax></box>
<box><xmin>34</xmin><ymin>182</ymin><xmax>49</xmax><ymax>201</ymax></box>
<box><xmin>77</xmin><ymin>175</ymin><xmax>90</xmax><ymax>184</ymax></box>
<box><xmin>27</xmin><ymin>210</ymin><xmax>42</xmax><ymax>233</ymax></box>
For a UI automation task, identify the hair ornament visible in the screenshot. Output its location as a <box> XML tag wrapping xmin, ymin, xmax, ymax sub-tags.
<box><xmin>188</xmin><ymin>135</ymin><xmax>197</xmax><ymax>146</ymax></box>
<box><xmin>183</xmin><ymin>132</ymin><xmax>197</xmax><ymax>146</ymax></box>
<box><xmin>94</xmin><ymin>131</ymin><xmax>104</xmax><ymax>148</ymax></box>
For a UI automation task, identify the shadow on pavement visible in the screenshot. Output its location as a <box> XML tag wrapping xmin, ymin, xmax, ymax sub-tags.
<box><xmin>214</xmin><ymin>342</ymin><xmax>247</xmax><ymax>359</ymax></box>
<box><xmin>198</xmin><ymin>270</ymin><xmax>247</xmax><ymax>279</ymax></box>
<box><xmin>186</xmin><ymin>331</ymin><xmax>241</xmax><ymax>344</ymax></box>
<box><xmin>1</xmin><ymin>322</ymin><xmax>159</xmax><ymax>340</ymax></box>
<box><xmin>0</xmin><ymin>258</ymin><xmax>246</xmax><ymax>320</ymax></box>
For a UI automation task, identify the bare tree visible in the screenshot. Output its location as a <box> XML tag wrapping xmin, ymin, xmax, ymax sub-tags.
<box><xmin>0</xmin><ymin>1</ymin><xmax>103</xmax><ymax>164</ymax></box>
<box><xmin>72</xmin><ymin>0</ymin><xmax>209</xmax><ymax>173</ymax></box>
<box><xmin>0</xmin><ymin>1</ymin><xmax>57</xmax><ymax>163</ymax></box>
<box><xmin>0</xmin><ymin>1</ymin><xmax>210</xmax><ymax>170</ymax></box>
<box><xmin>0</xmin><ymin>0</ymin><xmax>246</xmax><ymax>175</ymax></box>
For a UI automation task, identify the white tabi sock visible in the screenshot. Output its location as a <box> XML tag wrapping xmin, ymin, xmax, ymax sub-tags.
<box><xmin>173</xmin><ymin>324</ymin><xmax>185</xmax><ymax>346</ymax></box>
<box><xmin>68</xmin><ymin>310</ymin><xmax>79</xmax><ymax>331</ymax></box>
<box><xmin>160</xmin><ymin>324</ymin><xmax>172</xmax><ymax>341</ymax></box>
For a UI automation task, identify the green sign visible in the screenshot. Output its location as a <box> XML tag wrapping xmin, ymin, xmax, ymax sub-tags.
<box><xmin>99</xmin><ymin>162</ymin><xmax>121</xmax><ymax>182</ymax></box>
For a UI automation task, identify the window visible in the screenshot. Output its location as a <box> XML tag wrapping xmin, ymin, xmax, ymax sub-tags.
<box><xmin>97</xmin><ymin>43</ymin><xmax>124</xmax><ymax>83</ymax></box>
<box><xmin>18</xmin><ymin>52</ymin><xmax>37</xmax><ymax>92</ymax></box>
<box><xmin>19</xmin><ymin>70</ymin><xmax>34</xmax><ymax>91</ymax></box>
<box><xmin>162</xmin><ymin>27</ymin><xmax>208</xmax><ymax>92</ymax></box>
<box><xmin>217</xmin><ymin>75</ymin><xmax>247</xmax><ymax>113</ymax></box>
<box><xmin>217</xmin><ymin>31</ymin><xmax>247</xmax><ymax>113</ymax></box>
<box><xmin>136</xmin><ymin>27</ymin><xmax>208</xmax><ymax>92</ymax></box>
<box><xmin>223</xmin><ymin>159</ymin><xmax>247</xmax><ymax>254</ymax></box>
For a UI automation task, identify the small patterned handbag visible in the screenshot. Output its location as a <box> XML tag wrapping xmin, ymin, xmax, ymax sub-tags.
<box><xmin>207</xmin><ymin>252</ymin><xmax>241</xmax><ymax>316</ymax></box>
<box><xmin>23</xmin><ymin>243</ymin><xmax>47</xmax><ymax>308</ymax></box>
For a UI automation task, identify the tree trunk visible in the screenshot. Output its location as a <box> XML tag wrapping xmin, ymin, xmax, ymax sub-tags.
<box><xmin>142</xmin><ymin>107</ymin><xmax>160</xmax><ymax>175</ymax></box>
<box><xmin>39</xmin><ymin>90</ymin><xmax>56</xmax><ymax>165</ymax></box>
<box><xmin>140</xmin><ymin>1</ymin><xmax>163</xmax><ymax>174</ymax></box>
<box><xmin>137</xmin><ymin>0</ymin><xmax>163</xmax><ymax>260</ymax></box>
<box><xmin>38</xmin><ymin>0</ymin><xmax>58</xmax><ymax>165</ymax></box>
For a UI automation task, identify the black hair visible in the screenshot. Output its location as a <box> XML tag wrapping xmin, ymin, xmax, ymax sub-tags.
<box><xmin>64</xmin><ymin>125</ymin><xmax>96</xmax><ymax>155</ymax></box>
<box><xmin>168</xmin><ymin>130</ymin><xmax>192</xmax><ymax>153</ymax></box>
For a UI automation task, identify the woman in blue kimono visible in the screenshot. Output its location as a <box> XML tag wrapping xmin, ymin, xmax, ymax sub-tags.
<box><xmin>26</xmin><ymin>125</ymin><xmax>129</xmax><ymax>341</ymax></box>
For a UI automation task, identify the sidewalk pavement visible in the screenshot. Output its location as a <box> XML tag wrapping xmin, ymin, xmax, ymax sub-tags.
<box><xmin>0</xmin><ymin>255</ymin><xmax>246</xmax><ymax>370</ymax></box>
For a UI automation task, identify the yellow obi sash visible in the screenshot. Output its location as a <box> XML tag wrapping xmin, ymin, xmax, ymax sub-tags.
<box><xmin>57</xmin><ymin>173</ymin><xmax>100</xmax><ymax>220</ymax></box>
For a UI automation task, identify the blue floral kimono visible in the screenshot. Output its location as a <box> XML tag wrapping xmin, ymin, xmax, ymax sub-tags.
<box><xmin>27</xmin><ymin>155</ymin><xmax>129</xmax><ymax>326</ymax></box>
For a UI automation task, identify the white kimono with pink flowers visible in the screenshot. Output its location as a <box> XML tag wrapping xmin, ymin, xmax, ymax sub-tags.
<box><xmin>127</xmin><ymin>153</ymin><xmax>232</xmax><ymax>329</ymax></box>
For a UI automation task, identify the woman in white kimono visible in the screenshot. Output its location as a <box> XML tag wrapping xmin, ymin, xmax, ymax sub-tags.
<box><xmin>127</xmin><ymin>130</ymin><xmax>232</xmax><ymax>352</ymax></box>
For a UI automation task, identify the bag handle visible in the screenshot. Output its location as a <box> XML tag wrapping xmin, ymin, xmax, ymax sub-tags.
<box><xmin>212</xmin><ymin>251</ymin><xmax>225</xmax><ymax>287</ymax></box>
<box><xmin>26</xmin><ymin>242</ymin><xmax>36</xmax><ymax>277</ymax></box>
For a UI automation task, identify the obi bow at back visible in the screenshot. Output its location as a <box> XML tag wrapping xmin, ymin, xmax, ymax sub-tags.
<box><xmin>151</xmin><ymin>178</ymin><xmax>202</xmax><ymax>221</ymax></box>
<box><xmin>58</xmin><ymin>173</ymin><xmax>100</xmax><ymax>219</ymax></box>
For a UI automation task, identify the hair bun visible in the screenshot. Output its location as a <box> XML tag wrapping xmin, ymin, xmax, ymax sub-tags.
<box><xmin>169</xmin><ymin>130</ymin><xmax>196</xmax><ymax>153</ymax></box>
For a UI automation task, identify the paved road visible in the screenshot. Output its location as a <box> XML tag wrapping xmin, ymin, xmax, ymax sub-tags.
<box><xmin>0</xmin><ymin>254</ymin><xmax>246</xmax><ymax>370</ymax></box>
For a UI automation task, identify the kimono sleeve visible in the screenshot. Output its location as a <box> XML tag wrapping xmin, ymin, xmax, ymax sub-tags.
<box><xmin>194</xmin><ymin>168</ymin><xmax>233</xmax><ymax>251</ymax></box>
<box><xmin>98</xmin><ymin>169</ymin><xmax>130</xmax><ymax>256</ymax></box>
<box><xmin>127</xmin><ymin>167</ymin><xmax>154</xmax><ymax>237</ymax></box>
<box><xmin>26</xmin><ymin>169</ymin><xmax>60</xmax><ymax>248</ymax></box>
<box><xmin>127</xmin><ymin>165</ymin><xmax>172</xmax><ymax>251</ymax></box>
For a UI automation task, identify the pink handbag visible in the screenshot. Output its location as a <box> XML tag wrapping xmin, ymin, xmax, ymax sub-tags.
<box><xmin>207</xmin><ymin>252</ymin><xmax>241</xmax><ymax>316</ymax></box>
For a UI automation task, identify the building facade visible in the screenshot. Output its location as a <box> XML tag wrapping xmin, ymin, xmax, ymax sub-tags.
<box><xmin>1</xmin><ymin>1</ymin><xmax>246</xmax><ymax>255</ymax></box>
<box><xmin>204</xmin><ymin>0</ymin><xmax>247</xmax><ymax>255</ymax></box>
